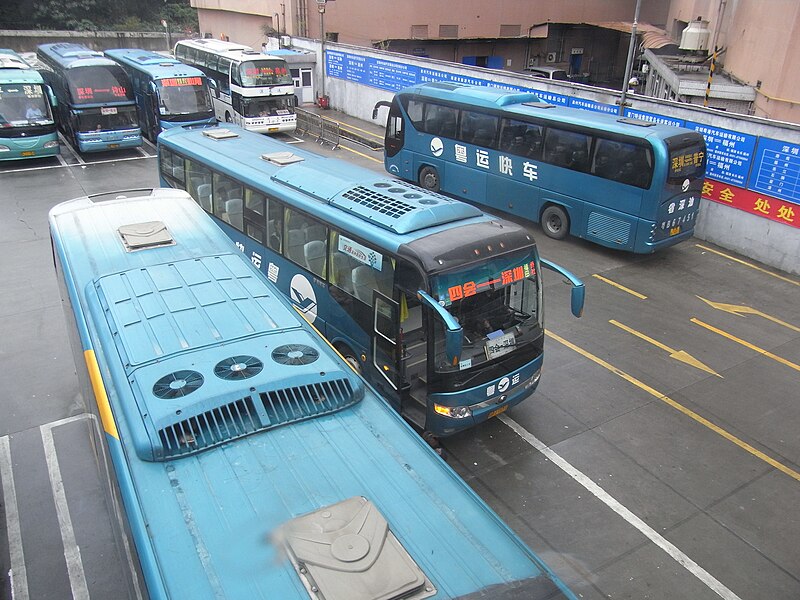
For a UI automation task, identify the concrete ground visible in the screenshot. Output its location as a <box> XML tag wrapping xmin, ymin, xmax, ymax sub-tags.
<box><xmin>1</xmin><ymin>113</ymin><xmax>798</xmax><ymax>600</ymax></box>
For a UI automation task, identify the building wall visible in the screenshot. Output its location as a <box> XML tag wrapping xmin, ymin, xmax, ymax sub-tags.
<box><xmin>665</xmin><ymin>0</ymin><xmax>800</xmax><ymax>123</ymax></box>
<box><xmin>308</xmin><ymin>0</ymin><xmax>668</xmax><ymax>46</ymax></box>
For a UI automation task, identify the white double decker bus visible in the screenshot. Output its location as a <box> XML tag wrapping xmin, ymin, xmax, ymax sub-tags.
<box><xmin>174</xmin><ymin>39</ymin><xmax>296</xmax><ymax>134</ymax></box>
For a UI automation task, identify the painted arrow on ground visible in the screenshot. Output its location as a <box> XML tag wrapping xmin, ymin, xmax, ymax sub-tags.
<box><xmin>697</xmin><ymin>297</ymin><xmax>800</xmax><ymax>333</ymax></box>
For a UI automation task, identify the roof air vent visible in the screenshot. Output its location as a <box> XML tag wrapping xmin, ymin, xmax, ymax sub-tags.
<box><xmin>153</xmin><ymin>370</ymin><xmax>204</xmax><ymax>399</ymax></box>
<box><xmin>118</xmin><ymin>221</ymin><xmax>175</xmax><ymax>252</ymax></box>
<box><xmin>272</xmin><ymin>344</ymin><xmax>319</xmax><ymax>366</ymax></box>
<box><xmin>214</xmin><ymin>355</ymin><xmax>264</xmax><ymax>380</ymax></box>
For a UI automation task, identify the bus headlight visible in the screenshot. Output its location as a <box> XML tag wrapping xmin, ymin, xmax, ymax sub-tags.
<box><xmin>434</xmin><ymin>404</ymin><xmax>472</xmax><ymax>419</ymax></box>
<box><xmin>43</xmin><ymin>141</ymin><xmax>59</xmax><ymax>149</ymax></box>
<box><xmin>0</xmin><ymin>145</ymin><xmax>10</xmax><ymax>152</ymax></box>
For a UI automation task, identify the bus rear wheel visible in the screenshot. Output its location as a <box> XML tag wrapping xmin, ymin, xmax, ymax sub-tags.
<box><xmin>419</xmin><ymin>166</ymin><xmax>440</xmax><ymax>192</ymax></box>
<box><xmin>336</xmin><ymin>344</ymin><xmax>362</xmax><ymax>375</ymax></box>
<box><xmin>541</xmin><ymin>205</ymin><xmax>569</xmax><ymax>240</ymax></box>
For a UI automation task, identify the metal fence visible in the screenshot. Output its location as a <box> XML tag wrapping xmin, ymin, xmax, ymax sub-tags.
<box><xmin>295</xmin><ymin>107</ymin><xmax>340</xmax><ymax>149</ymax></box>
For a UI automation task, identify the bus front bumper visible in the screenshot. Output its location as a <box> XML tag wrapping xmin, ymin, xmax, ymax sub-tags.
<box><xmin>427</xmin><ymin>359</ymin><xmax>542</xmax><ymax>436</ymax></box>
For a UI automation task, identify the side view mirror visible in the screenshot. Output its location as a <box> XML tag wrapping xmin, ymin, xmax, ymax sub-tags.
<box><xmin>417</xmin><ymin>290</ymin><xmax>463</xmax><ymax>365</ymax></box>
<box><xmin>540</xmin><ymin>258</ymin><xmax>585</xmax><ymax>318</ymax></box>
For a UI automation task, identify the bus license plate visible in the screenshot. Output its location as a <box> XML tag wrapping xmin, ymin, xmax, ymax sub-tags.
<box><xmin>670</xmin><ymin>226</ymin><xmax>681</xmax><ymax>236</ymax></box>
<box><xmin>268</xmin><ymin>127</ymin><xmax>279</xmax><ymax>132</ymax></box>
<box><xmin>108</xmin><ymin>144</ymin><xmax>119</xmax><ymax>149</ymax></box>
<box><xmin>21</xmin><ymin>151</ymin><xmax>35</xmax><ymax>156</ymax></box>
<box><xmin>489</xmin><ymin>405</ymin><xmax>508</xmax><ymax>419</ymax></box>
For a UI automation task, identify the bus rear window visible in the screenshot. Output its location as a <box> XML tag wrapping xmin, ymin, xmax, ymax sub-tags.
<box><xmin>668</xmin><ymin>141</ymin><xmax>706</xmax><ymax>182</ymax></box>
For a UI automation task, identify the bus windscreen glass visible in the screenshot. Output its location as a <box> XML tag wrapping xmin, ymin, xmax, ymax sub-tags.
<box><xmin>0</xmin><ymin>83</ymin><xmax>53</xmax><ymax>126</ymax></box>
<box><xmin>66</xmin><ymin>65</ymin><xmax>133</xmax><ymax>104</ymax></box>
<box><xmin>239</xmin><ymin>61</ymin><xmax>292</xmax><ymax>87</ymax></box>
<box><xmin>431</xmin><ymin>249</ymin><xmax>541</xmax><ymax>374</ymax></box>
<box><xmin>75</xmin><ymin>105</ymin><xmax>138</xmax><ymax>132</ymax></box>
<box><xmin>242</xmin><ymin>95</ymin><xmax>293</xmax><ymax>117</ymax></box>
<box><xmin>156</xmin><ymin>78</ymin><xmax>213</xmax><ymax>118</ymax></box>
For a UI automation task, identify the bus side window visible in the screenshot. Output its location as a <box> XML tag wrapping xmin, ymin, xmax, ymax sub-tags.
<box><xmin>185</xmin><ymin>159</ymin><xmax>212</xmax><ymax>212</ymax></box>
<box><xmin>243</xmin><ymin>188</ymin><xmax>266</xmax><ymax>244</ymax></box>
<box><xmin>160</xmin><ymin>147</ymin><xmax>185</xmax><ymax>185</ymax></box>
<box><xmin>213</xmin><ymin>172</ymin><xmax>243</xmax><ymax>224</ymax></box>
<box><xmin>267</xmin><ymin>198</ymin><xmax>283</xmax><ymax>253</ymax></box>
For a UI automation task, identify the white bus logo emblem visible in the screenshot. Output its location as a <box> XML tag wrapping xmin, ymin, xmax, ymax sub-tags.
<box><xmin>289</xmin><ymin>274</ymin><xmax>317</xmax><ymax>323</ymax></box>
<box><xmin>430</xmin><ymin>137</ymin><xmax>444</xmax><ymax>157</ymax></box>
<box><xmin>498</xmin><ymin>376</ymin><xmax>510</xmax><ymax>393</ymax></box>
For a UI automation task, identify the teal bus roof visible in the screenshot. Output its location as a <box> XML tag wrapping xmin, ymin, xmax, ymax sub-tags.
<box><xmin>157</xmin><ymin>125</ymin><xmax>537</xmax><ymax>258</ymax></box>
<box><xmin>400</xmin><ymin>82</ymin><xmax>693</xmax><ymax>140</ymax></box>
<box><xmin>104</xmin><ymin>48</ymin><xmax>208</xmax><ymax>81</ymax></box>
<box><xmin>37</xmin><ymin>42</ymin><xmax>118</xmax><ymax>70</ymax></box>
<box><xmin>0</xmin><ymin>49</ymin><xmax>45</xmax><ymax>84</ymax></box>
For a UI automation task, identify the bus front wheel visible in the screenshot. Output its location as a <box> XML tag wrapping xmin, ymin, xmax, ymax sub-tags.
<box><xmin>541</xmin><ymin>205</ymin><xmax>569</xmax><ymax>240</ymax></box>
<box><xmin>419</xmin><ymin>166</ymin><xmax>440</xmax><ymax>192</ymax></box>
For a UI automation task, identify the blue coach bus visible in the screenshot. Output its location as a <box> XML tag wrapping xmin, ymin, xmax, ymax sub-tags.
<box><xmin>49</xmin><ymin>187</ymin><xmax>578</xmax><ymax>600</ymax></box>
<box><xmin>104</xmin><ymin>49</ymin><xmax>215</xmax><ymax>142</ymax></box>
<box><xmin>0</xmin><ymin>49</ymin><xmax>59</xmax><ymax>160</ymax></box>
<box><xmin>36</xmin><ymin>43</ymin><xmax>142</xmax><ymax>152</ymax></box>
<box><xmin>157</xmin><ymin>125</ymin><xmax>584</xmax><ymax>438</ymax></box>
<box><xmin>374</xmin><ymin>82</ymin><xmax>707</xmax><ymax>253</ymax></box>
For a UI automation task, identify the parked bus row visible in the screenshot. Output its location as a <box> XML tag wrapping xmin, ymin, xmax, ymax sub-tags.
<box><xmin>49</xmin><ymin>187</ymin><xmax>579</xmax><ymax>600</ymax></box>
<box><xmin>374</xmin><ymin>82</ymin><xmax>708</xmax><ymax>254</ymax></box>
<box><xmin>156</xmin><ymin>124</ymin><xmax>584</xmax><ymax>438</ymax></box>
<box><xmin>2</xmin><ymin>41</ymin><xmax>298</xmax><ymax>160</ymax></box>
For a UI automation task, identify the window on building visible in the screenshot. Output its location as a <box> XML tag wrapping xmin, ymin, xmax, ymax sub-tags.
<box><xmin>411</xmin><ymin>25</ymin><xmax>429</xmax><ymax>39</ymax></box>
<box><xmin>439</xmin><ymin>25</ymin><xmax>458</xmax><ymax>38</ymax></box>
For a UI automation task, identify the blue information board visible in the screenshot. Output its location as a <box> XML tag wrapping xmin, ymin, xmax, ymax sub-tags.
<box><xmin>684</xmin><ymin>121</ymin><xmax>758</xmax><ymax>188</ymax></box>
<box><xmin>749</xmin><ymin>137</ymin><xmax>800</xmax><ymax>204</ymax></box>
<box><xmin>327</xmin><ymin>49</ymin><xmax>800</xmax><ymax>207</ymax></box>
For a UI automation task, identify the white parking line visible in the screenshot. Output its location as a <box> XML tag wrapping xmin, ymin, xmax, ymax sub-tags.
<box><xmin>499</xmin><ymin>414</ymin><xmax>743</xmax><ymax>600</ymax></box>
<box><xmin>0</xmin><ymin>435</ymin><xmax>29</xmax><ymax>600</ymax></box>
<box><xmin>41</xmin><ymin>424</ymin><xmax>90</xmax><ymax>600</ymax></box>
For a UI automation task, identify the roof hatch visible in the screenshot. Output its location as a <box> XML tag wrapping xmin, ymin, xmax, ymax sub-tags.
<box><xmin>117</xmin><ymin>221</ymin><xmax>175</xmax><ymax>251</ymax></box>
<box><xmin>279</xmin><ymin>497</ymin><xmax>436</xmax><ymax>600</ymax></box>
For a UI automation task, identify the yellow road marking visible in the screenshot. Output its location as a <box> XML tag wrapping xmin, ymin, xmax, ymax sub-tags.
<box><xmin>695</xmin><ymin>244</ymin><xmax>800</xmax><ymax>286</ymax></box>
<box><xmin>592</xmin><ymin>274</ymin><xmax>647</xmax><ymax>299</ymax></box>
<box><xmin>546</xmin><ymin>330</ymin><xmax>800</xmax><ymax>482</ymax></box>
<box><xmin>610</xmin><ymin>320</ymin><xmax>721</xmax><ymax>377</ymax></box>
<box><xmin>83</xmin><ymin>349</ymin><xmax>119</xmax><ymax>439</ymax></box>
<box><xmin>691</xmin><ymin>318</ymin><xmax>800</xmax><ymax>373</ymax></box>
<box><xmin>339</xmin><ymin>144</ymin><xmax>383</xmax><ymax>163</ymax></box>
<box><xmin>697</xmin><ymin>296</ymin><xmax>800</xmax><ymax>333</ymax></box>
<box><xmin>339</xmin><ymin>122</ymin><xmax>383</xmax><ymax>140</ymax></box>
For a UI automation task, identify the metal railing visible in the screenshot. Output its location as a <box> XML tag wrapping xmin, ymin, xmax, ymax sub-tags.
<box><xmin>295</xmin><ymin>107</ymin><xmax>340</xmax><ymax>149</ymax></box>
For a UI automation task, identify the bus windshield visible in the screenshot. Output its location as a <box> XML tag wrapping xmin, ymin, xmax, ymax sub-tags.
<box><xmin>238</xmin><ymin>60</ymin><xmax>292</xmax><ymax>87</ymax></box>
<box><xmin>242</xmin><ymin>95</ymin><xmax>294</xmax><ymax>117</ymax></box>
<box><xmin>75</xmin><ymin>105</ymin><xmax>138</xmax><ymax>132</ymax></box>
<box><xmin>0</xmin><ymin>83</ymin><xmax>53</xmax><ymax>127</ymax></box>
<box><xmin>156</xmin><ymin>78</ymin><xmax>213</xmax><ymax>119</ymax></box>
<box><xmin>65</xmin><ymin>65</ymin><xmax>133</xmax><ymax>104</ymax></box>
<box><xmin>431</xmin><ymin>249</ymin><xmax>542</xmax><ymax>377</ymax></box>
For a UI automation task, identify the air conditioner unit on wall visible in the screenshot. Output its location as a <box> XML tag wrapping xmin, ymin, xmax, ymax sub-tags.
<box><xmin>546</xmin><ymin>52</ymin><xmax>557</xmax><ymax>63</ymax></box>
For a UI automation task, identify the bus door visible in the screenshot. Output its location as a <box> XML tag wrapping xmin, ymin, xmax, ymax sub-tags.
<box><xmin>371</xmin><ymin>290</ymin><xmax>404</xmax><ymax>410</ymax></box>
